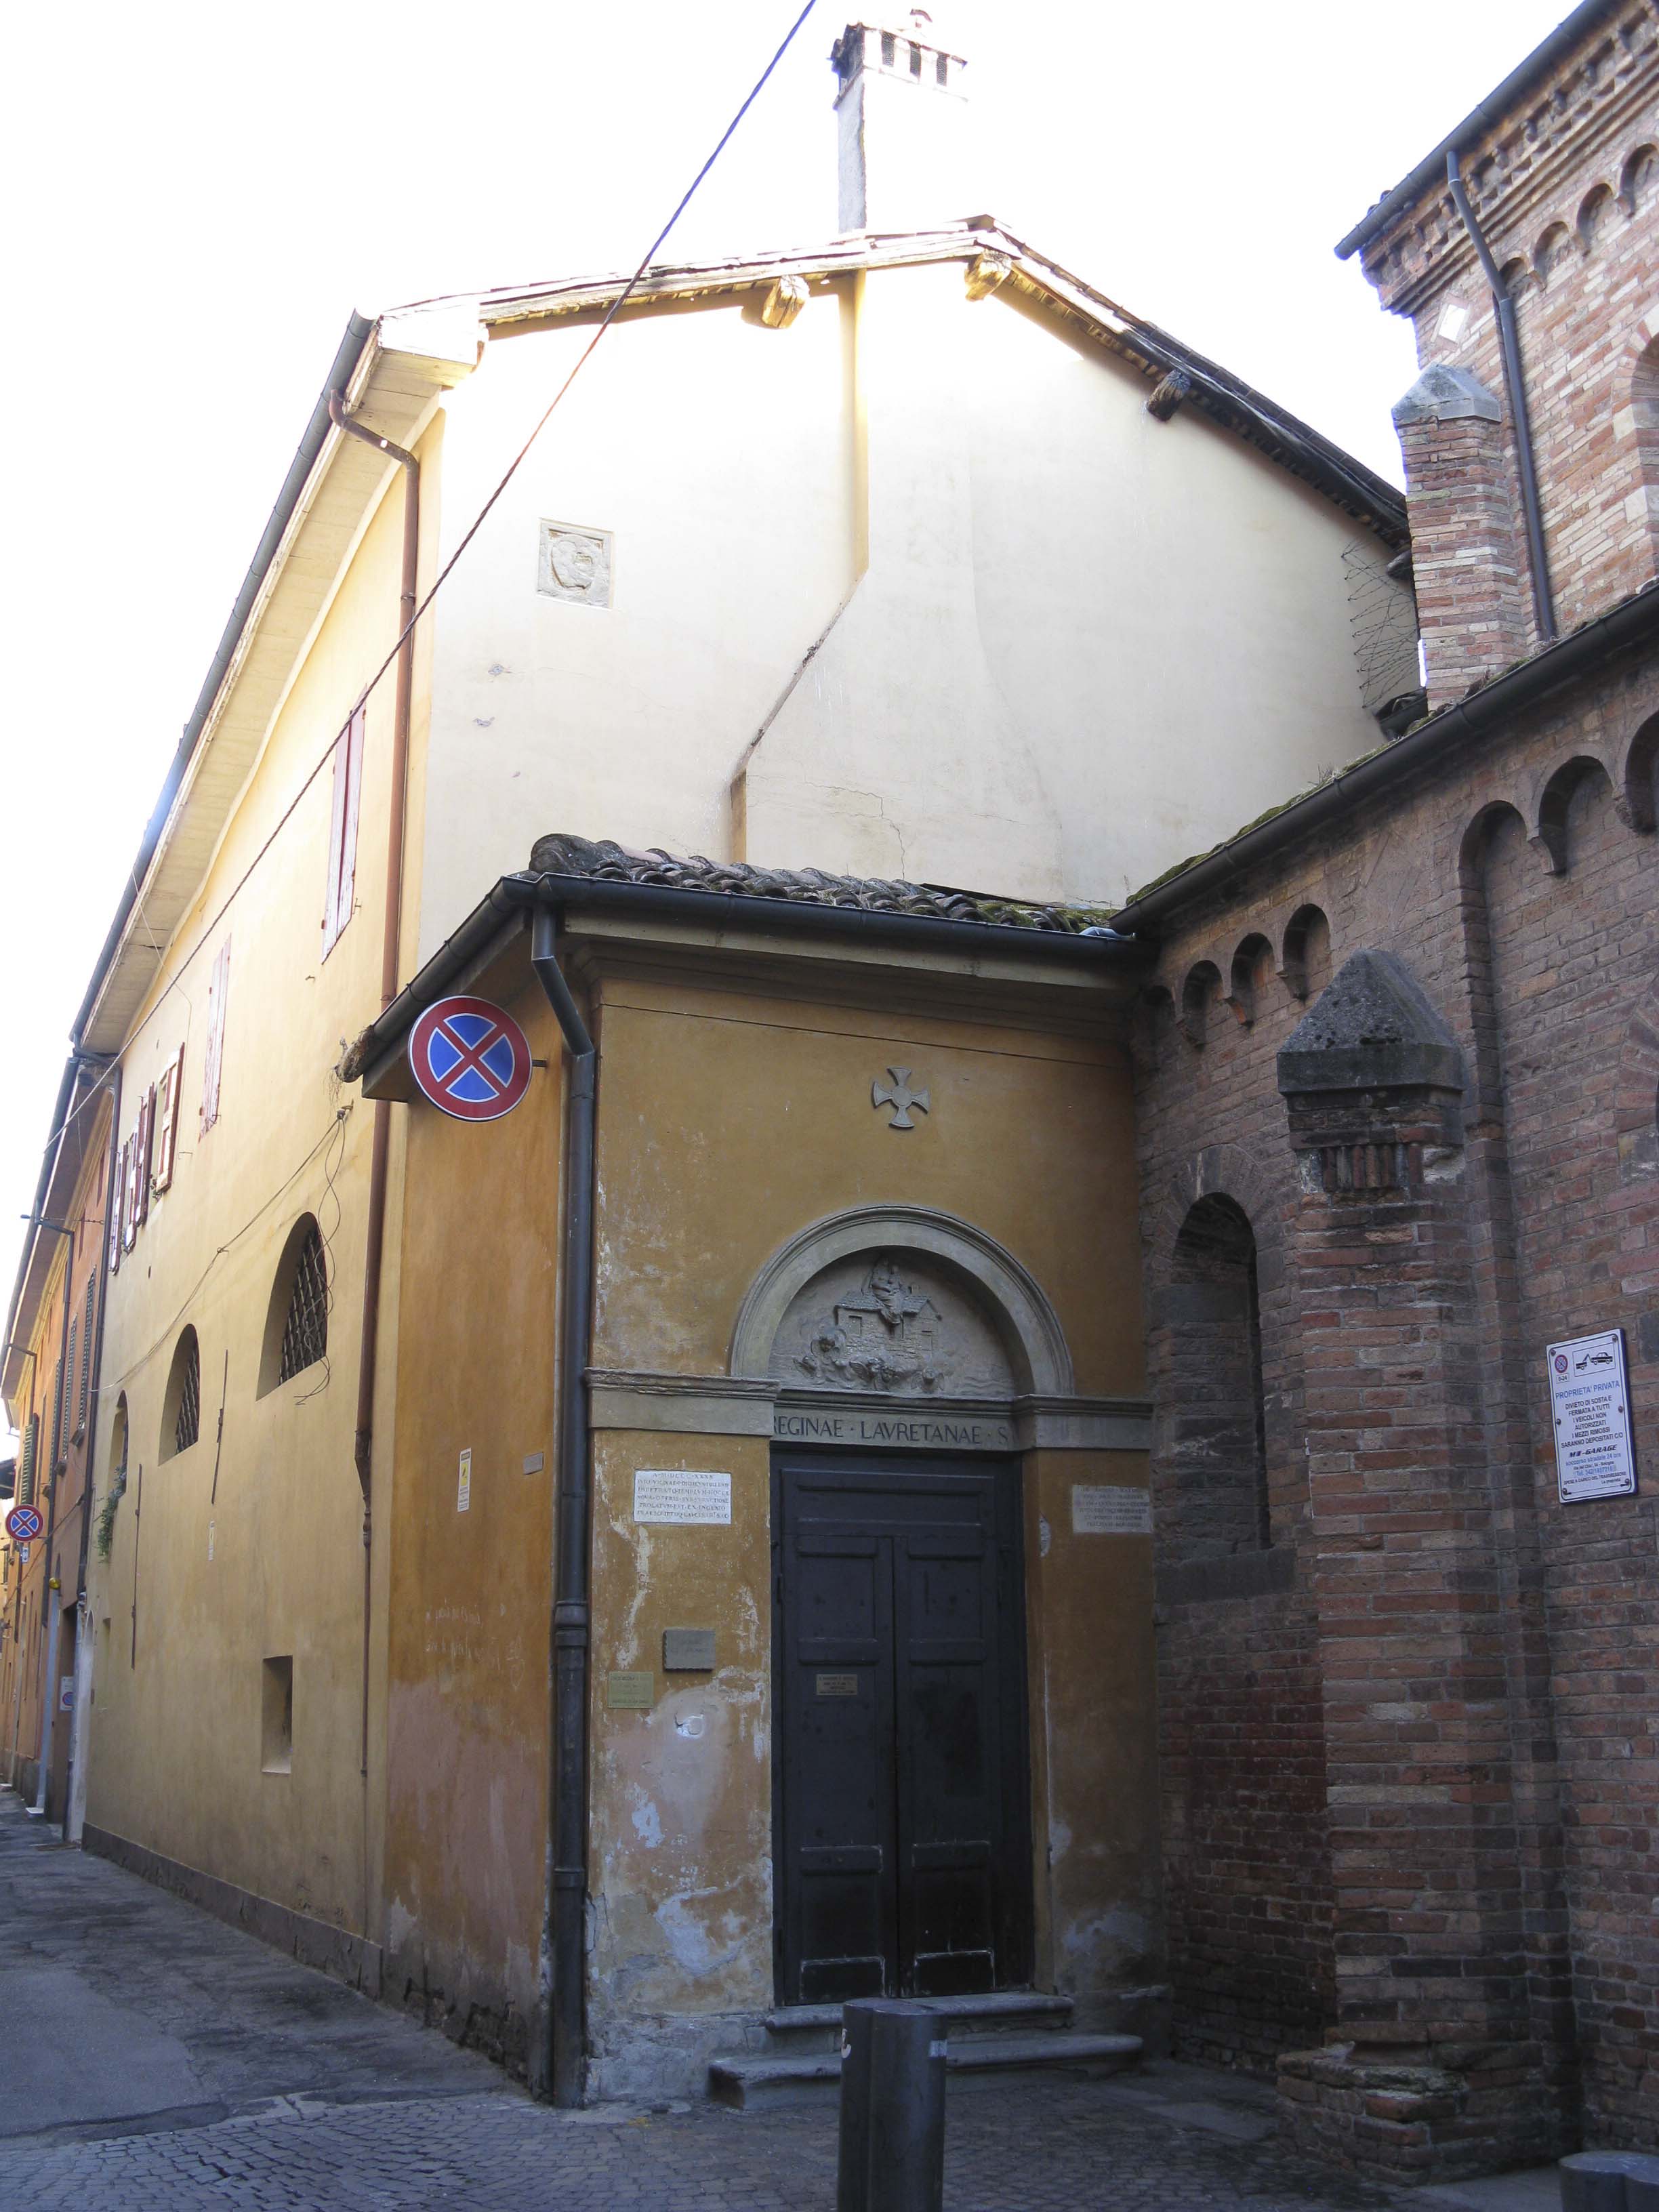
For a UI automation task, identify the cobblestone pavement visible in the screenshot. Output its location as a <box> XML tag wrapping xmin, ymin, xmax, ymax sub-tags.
<box><xmin>0</xmin><ymin>2073</ymin><xmax>1413</xmax><ymax>2212</ymax></box>
<box><xmin>0</xmin><ymin>1790</ymin><xmax>1559</xmax><ymax>2211</ymax></box>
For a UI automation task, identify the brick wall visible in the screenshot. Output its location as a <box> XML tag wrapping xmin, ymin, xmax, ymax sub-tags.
<box><xmin>1130</xmin><ymin>637</ymin><xmax>1659</xmax><ymax>2166</ymax></box>
<box><xmin>1355</xmin><ymin>4</ymin><xmax>1659</xmax><ymax>686</ymax></box>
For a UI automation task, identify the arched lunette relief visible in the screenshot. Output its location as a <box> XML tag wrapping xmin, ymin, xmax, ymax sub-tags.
<box><xmin>731</xmin><ymin>1204</ymin><xmax>1075</xmax><ymax>1397</ymax></box>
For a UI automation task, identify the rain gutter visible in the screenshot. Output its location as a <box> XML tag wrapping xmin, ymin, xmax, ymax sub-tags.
<box><xmin>344</xmin><ymin>867</ymin><xmax>1145</xmax><ymax>1084</ymax></box>
<box><xmin>528</xmin><ymin>909</ymin><xmax>596</xmax><ymax>2108</ymax></box>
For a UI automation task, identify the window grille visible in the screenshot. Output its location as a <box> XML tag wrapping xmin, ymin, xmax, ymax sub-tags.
<box><xmin>279</xmin><ymin>1225</ymin><xmax>329</xmax><ymax>1383</ymax></box>
<box><xmin>173</xmin><ymin>1333</ymin><xmax>201</xmax><ymax>1455</ymax></box>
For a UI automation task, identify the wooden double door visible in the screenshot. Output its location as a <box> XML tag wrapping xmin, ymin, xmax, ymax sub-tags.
<box><xmin>773</xmin><ymin>1452</ymin><xmax>1032</xmax><ymax>2005</ymax></box>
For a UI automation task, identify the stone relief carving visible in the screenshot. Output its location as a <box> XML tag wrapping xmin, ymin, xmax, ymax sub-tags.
<box><xmin>538</xmin><ymin>520</ymin><xmax>613</xmax><ymax>608</ymax></box>
<box><xmin>769</xmin><ymin>1252</ymin><xmax>1014</xmax><ymax>1397</ymax></box>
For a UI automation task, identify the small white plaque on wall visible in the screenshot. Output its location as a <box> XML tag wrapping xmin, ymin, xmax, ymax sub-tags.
<box><xmin>1071</xmin><ymin>1483</ymin><xmax>1153</xmax><ymax>1536</ymax></box>
<box><xmin>634</xmin><ymin>1469</ymin><xmax>732</xmax><ymax>1525</ymax></box>
<box><xmin>1547</xmin><ymin>1330</ymin><xmax>1637</xmax><ymax>1502</ymax></box>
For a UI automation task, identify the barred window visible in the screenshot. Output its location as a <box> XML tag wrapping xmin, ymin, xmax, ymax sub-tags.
<box><xmin>260</xmin><ymin>1216</ymin><xmax>329</xmax><ymax>1396</ymax></box>
<box><xmin>279</xmin><ymin>1224</ymin><xmax>328</xmax><ymax>1383</ymax></box>
<box><xmin>162</xmin><ymin>1327</ymin><xmax>201</xmax><ymax>1459</ymax></box>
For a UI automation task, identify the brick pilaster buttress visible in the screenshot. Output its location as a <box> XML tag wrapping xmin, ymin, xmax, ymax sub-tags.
<box><xmin>1270</xmin><ymin>951</ymin><xmax>1574</xmax><ymax>2184</ymax></box>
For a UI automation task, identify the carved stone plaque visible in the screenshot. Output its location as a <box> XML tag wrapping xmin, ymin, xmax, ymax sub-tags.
<box><xmin>769</xmin><ymin>1252</ymin><xmax>1014</xmax><ymax>1397</ymax></box>
<box><xmin>663</xmin><ymin>1627</ymin><xmax>716</xmax><ymax>1671</ymax></box>
<box><xmin>538</xmin><ymin>520</ymin><xmax>613</xmax><ymax>608</ymax></box>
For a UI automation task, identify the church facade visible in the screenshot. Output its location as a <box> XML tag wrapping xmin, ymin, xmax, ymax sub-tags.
<box><xmin>2</xmin><ymin>1</ymin><xmax>1656</xmax><ymax>2190</ymax></box>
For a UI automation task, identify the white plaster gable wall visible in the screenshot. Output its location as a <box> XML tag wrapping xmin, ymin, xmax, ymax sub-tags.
<box><xmin>415</xmin><ymin>258</ymin><xmax>1395</xmax><ymax>960</ymax></box>
<box><xmin>737</xmin><ymin>260</ymin><xmax>1386</xmax><ymax>905</ymax></box>
<box><xmin>416</xmin><ymin>287</ymin><xmax>857</xmax><ymax>962</ymax></box>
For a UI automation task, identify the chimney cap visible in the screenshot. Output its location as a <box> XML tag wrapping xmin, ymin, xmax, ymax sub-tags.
<box><xmin>834</xmin><ymin>8</ymin><xmax>965</xmax><ymax>62</ymax></box>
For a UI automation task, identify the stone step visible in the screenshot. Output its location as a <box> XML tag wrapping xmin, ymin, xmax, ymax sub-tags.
<box><xmin>761</xmin><ymin>1990</ymin><xmax>1073</xmax><ymax>2049</ymax></box>
<box><xmin>708</xmin><ymin>2029</ymin><xmax>1141</xmax><ymax>2112</ymax></box>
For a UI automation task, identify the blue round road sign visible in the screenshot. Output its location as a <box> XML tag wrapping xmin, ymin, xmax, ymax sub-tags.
<box><xmin>5</xmin><ymin>1504</ymin><xmax>43</xmax><ymax>1544</ymax></box>
<box><xmin>409</xmin><ymin>996</ymin><xmax>533</xmax><ymax>1123</ymax></box>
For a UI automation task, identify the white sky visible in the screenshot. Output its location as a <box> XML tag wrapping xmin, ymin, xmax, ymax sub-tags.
<box><xmin>0</xmin><ymin>0</ymin><xmax>1567</xmax><ymax>1435</ymax></box>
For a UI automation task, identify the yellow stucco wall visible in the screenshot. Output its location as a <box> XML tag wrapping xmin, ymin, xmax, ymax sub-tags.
<box><xmin>380</xmin><ymin>960</ymin><xmax>562</xmax><ymax>2064</ymax></box>
<box><xmin>373</xmin><ymin>932</ymin><xmax>1158</xmax><ymax>2097</ymax></box>
<box><xmin>81</xmin><ymin>414</ymin><xmax>441</xmax><ymax>1949</ymax></box>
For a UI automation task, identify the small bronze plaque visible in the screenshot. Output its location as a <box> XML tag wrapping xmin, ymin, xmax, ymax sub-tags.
<box><xmin>815</xmin><ymin>1673</ymin><xmax>859</xmax><ymax>1699</ymax></box>
<box><xmin>663</xmin><ymin>1628</ymin><xmax>716</xmax><ymax>1672</ymax></box>
<box><xmin>606</xmin><ymin>1671</ymin><xmax>655</xmax><ymax>1710</ymax></box>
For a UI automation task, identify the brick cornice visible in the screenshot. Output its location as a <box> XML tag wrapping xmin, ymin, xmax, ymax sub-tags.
<box><xmin>1345</xmin><ymin>2</ymin><xmax>1658</xmax><ymax>314</ymax></box>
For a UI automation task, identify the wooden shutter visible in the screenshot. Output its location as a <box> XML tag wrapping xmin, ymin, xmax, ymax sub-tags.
<box><xmin>135</xmin><ymin>1085</ymin><xmax>155</xmax><ymax>1230</ymax></box>
<box><xmin>153</xmin><ymin>1046</ymin><xmax>184</xmax><ymax>1192</ymax></box>
<box><xmin>18</xmin><ymin>1414</ymin><xmax>38</xmax><ymax>1508</ymax></box>
<box><xmin>201</xmin><ymin>939</ymin><xmax>231</xmax><ymax>1133</ymax></box>
<box><xmin>122</xmin><ymin>1132</ymin><xmax>141</xmax><ymax>1253</ymax></box>
<box><xmin>321</xmin><ymin>707</ymin><xmax>365</xmax><ymax>956</ymax></box>
<box><xmin>77</xmin><ymin>1273</ymin><xmax>94</xmax><ymax>1436</ymax></box>
<box><xmin>51</xmin><ymin>1356</ymin><xmax>65</xmax><ymax>1468</ymax></box>
<box><xmin>108</xmin><ymin>1136</ymin><xmax>127</xmax><ymax>1273</ymax></box>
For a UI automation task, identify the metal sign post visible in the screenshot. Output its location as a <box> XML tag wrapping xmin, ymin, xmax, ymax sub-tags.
<box><xmin>837</xmin><ymin>1999</ymin><xmax>946</xmax><ymax>2212</ymax></box>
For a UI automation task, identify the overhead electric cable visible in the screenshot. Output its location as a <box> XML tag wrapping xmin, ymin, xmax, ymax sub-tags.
<box><xmin>23</xmin><ymin>0</ymin><xmax>818</xmax><ymax>1177</ymax></box>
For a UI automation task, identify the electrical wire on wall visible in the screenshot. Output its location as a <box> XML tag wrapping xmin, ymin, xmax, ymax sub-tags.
<box><xmin>25</xmin><ymin>0</ymin><xmax>820</xmax><ymax>1178</ymax></box>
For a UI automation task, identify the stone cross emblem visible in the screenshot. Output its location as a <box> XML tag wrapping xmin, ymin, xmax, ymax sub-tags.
<box><xmin>872</xmin><ymin>1067</ymin><xmax>930</xmax><ymax>1131</ymax></box>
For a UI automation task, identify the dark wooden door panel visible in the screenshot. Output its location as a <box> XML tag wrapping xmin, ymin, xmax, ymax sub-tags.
<box><xmin>775</xmin><ymin>1454</ymin><xmax>1031</xmax><ymax>2007</ymax></box>
<box><xmin>896</xmin><ymin>1527</ymin><xmax>1002</xmax><ymax>1996</ymax></box>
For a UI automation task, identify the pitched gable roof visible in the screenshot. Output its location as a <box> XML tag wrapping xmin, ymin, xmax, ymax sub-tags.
<box><xmin>403</xmin><ymin>219</ymin><xmax>1409</xmax><ymax>549</ymax></box>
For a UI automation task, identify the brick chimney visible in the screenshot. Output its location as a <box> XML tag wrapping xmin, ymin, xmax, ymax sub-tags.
<box><xmin>1392</xmin><ymin>364</ymin><xmax>1529</xmax><ymax>712</ymax></box>
<box><xmin>831</xmin><ymin>9</ymin><xmax>970</xmax><ymax>234</ymax></box>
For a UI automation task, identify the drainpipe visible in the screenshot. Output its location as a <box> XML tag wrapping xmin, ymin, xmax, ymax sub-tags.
<box><xmin>327</xmin><ymin>392</ymin><xmax>419</xmax><ymax>1783</ymax></box>
<box><xmin>529</xmin><ymin>906</ymin><xmax>596</xmax><ymax>2108</ymax></box>
<box><xmin>1445</xmin><ymin>149</ymin><xmax>1557</xmax><ymax>644</ymax></box>
<box><xmin>32</xmin><ymin>1223</ymin><xmax>74</xmax><ymax>1820</ymax></box>
<box><xmin>66</xmin><ymin>1060</ymin><xmax>121</xmax><ymax>1845</ymax></box>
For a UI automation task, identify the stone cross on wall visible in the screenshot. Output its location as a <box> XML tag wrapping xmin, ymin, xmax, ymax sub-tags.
<box><xmin>872</xmin><ymin>1068</ymin><xmax>930</xmax><ymax>1131</ymax></box>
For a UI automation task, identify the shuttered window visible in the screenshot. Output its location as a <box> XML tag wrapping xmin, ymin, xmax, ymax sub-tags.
<box><xmin>122</xmin><ymin>1133</ymin><xmax>141</xmax><ymax>1254</ymax></box>
<box><xmin>77</xmin><ymin>1272</ymin><xmax>95</xmax><ymax>1437</ymax></box>
<box><xmin>134</xmin><ymin>1084</ymin><xmax>155</xmax><ymax>1231</ymax></box>
<box><xmin>18</xmin><ymin>1414</ymin><xmax>39</xmax><ymax>1508</ymax></box>
<box><xmin>50</xmin><ymin>1355</ymin><xmax>66</xmax><ymax>1469</ymax></box>
<box><xmin>201</xmin><ymin>939</ymin><xmax>231</xmax><ymax>1134</ymax></box>
<box><xmin>321</xmin><ymin>707</ymin><xmax>365</xmax><ymax>957</ymax></box>
<box><xmin>153</xmin><ymin>1046</ymin><xmax>184</xmax><ymax>1192</ymax></box>
<box><xmin>108</xmin><ymin>1139</ymin><xmax>125</xmax><ymax>1275</ymax></box>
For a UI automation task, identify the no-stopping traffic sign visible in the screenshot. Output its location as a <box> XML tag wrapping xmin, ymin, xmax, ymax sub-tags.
<box><xmin>409</xmin><ymin>996</ymin><xmax>533</xmax><ymax>1124</ymax></box>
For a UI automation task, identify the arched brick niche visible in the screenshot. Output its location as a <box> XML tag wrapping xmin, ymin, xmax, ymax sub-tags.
<box><xmin>1153</xmin><ymin>1194</ymin><xmax>1269</xmax><ymax>1563</ymax></box>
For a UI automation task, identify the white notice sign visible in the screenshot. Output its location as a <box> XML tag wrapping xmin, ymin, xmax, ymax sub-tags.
<box><xmin>1547</xmin><ymin>1330</ymin><xmax>1637</xmax><ymax>1502</ymax></box>
<box><xmin>1071</xmin><ymin>1484</ymin><xmax>1153</xmax><ymax>1536</ymax></box>
<box><xmin>634</xmin><ymin>1470</ymin><xmax>732</xmax><ymax>1526</ymax></box>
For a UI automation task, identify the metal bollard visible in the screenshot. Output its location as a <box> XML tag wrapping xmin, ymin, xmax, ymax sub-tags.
<box><xmin>1561</xmin><ymin>2150</ymin><xmax>1659</xmax><ymax>2211</ymax></box>
<box><xmin>837</xmin><ymin>1999</ymin><xmax>947</xmax><ymax>2212</ymax></box>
